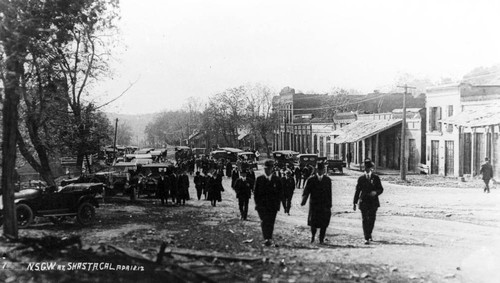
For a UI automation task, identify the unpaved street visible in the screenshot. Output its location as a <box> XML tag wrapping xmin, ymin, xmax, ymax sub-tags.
<box><xmin>10</xmin><ymin>170</ymin><xmax>500</xmax><ymax>283</ymax></box>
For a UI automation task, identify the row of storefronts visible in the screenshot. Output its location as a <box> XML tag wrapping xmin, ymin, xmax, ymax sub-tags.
<box><xmin>273</xmin><ymin>83</ymin><xmax>500</xmax><ymax>177</ymax></box>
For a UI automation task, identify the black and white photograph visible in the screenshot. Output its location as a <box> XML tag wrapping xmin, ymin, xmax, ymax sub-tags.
<box><xmin>1</xmin><ymin>0</ymin><xmax>499</xmax><ymax>282</ymax></box>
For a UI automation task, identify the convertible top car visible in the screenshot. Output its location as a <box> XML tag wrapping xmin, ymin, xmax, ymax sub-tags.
<box><xmin>0</xmin><ymin>182</ymin><xmax>103</xmax><ymax>228</ymax></box>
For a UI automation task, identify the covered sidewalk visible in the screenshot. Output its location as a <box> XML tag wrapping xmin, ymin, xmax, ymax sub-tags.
<box><xmin>329</xmin><ymin>119</ymin><xmax>403</xmax><ymax>171</ymax></box>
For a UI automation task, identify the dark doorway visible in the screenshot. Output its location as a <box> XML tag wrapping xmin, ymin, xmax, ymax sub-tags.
<box><xmin>445</xmin><ymin>141</ymin><xmax>454</xmax><ymax>176</ymax></box>
<box><xmin>431</xmin><ymin>140</ymin><xmax>439</xmax><ymax>174</ymax></box>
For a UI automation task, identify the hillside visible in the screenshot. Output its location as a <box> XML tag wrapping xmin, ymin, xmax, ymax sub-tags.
<box><xmin>105</xmin><ymin>112</ymin><xmax>157</xmax><ymax>145</ymax></box>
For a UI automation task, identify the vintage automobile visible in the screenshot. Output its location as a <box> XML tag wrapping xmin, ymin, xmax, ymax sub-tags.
<box><xmin>297</xmin><ymin>154</ymin><xmax>319</xmax><ymax>167</ymax></box>
<box><xmin>326</xmin><ymin>159</ymin><xmax>345</xmax><ymax>174</ymax></box>
<box><xmin>237</xmin><ymin>152</ymin><xmax>258</xmax><ymax>170</ymax></box>
<box><xmin>175</xmin><ymin>146</ymin><xmax>193</xmax><ymax>163</ymax></box>
<box><xmin>210</xmin><ymin>147</ymin><xmax>243</xmax><ymax>163</ymax></box>
<box><xmin>273</xmin><ymin>150</ymin><xmax>299</xmax><ymax>168</ymax></box>
<box><xmin>60</xmin><ymin>162</ymin><xmax>137</xmax><ymax>196</ymax></box>
<box><xmin>192</xmin><ymin>147</ymin><xmax>207</xmax><ymax>158</ymax></box>
<box><xmin>136</xmin><ymin>163</ymin><xmax>172</xmax><ymax>197</ymax></box>
<box><xmin>0</xmin><ymin>183</ymin><xmax>103</xmax><ymax>228</ymax></box>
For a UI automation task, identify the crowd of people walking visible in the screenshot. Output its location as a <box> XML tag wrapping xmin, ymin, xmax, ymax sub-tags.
<box><xmin>146</xmin><ymin>156</ymin><xmax>384</xmax><ymax>247</ymax></box>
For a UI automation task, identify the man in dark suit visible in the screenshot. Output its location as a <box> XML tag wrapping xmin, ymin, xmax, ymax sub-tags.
<box><xmin>480</xmin><ymin>157</ymin><xmax>494</xmax><ymax>193</ymax></box>
<box><xmin>157</xmin><ymin>172</ymin><xmax>169</xmax><ymax>206</ymax></box>
<box><xmin>254</xmin><ymin>160</ymin><xmax>283</xmax><ymax>246</ymax></box>
<box><xmin>233</xmin><ymin>169</ymin><xmax>253</xmax><ymax>220</ymax></box>
<box><xmin>282</xmin><ymin>170</ymin><xmax>295</xmax><ymax>215</ymax></box>
<box><xmin>194</xmin><ymin>171</ymin><xmax>205</xmax><ymax>200</ymax></box>
<box><xmin>353</xmin><ymin>158</ymin><xmax>384</xmax><ymax>245</ymax></box>
<box><xmin>301</xmin><ymin>162</ymin><xmax>332</xmax><ymax>244</ymax></box>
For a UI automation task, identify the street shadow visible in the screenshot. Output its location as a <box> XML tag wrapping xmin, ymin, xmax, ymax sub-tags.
<box><xmin>314</xmin><ymin>243</ymin><xmax>369</xmax><ymax>249</ymax></box>
<box><xmin>370</xmin><ymin>240</ymin><xmax>429</xmax><ymax>247</ymax></box>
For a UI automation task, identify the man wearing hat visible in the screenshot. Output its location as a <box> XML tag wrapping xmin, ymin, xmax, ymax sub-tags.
<box><xmin>254</xmin><ymin>160</ymin><xmax>284</xmax><ymax>246</ymax></box>
<box><xmin>281</xmin><ymin>169</ymin><xmax>296</xmax><ymax>215</ymax></box>
<box><xmin>301</xmin><ymin>162</ymin><xmax>332</xmax><ymax>244</ymax></box>
<box><xmin>233</xmin><ymin>168</ymin><xmax>253</xmax><ymax>220</ymax></box>
<box><xmin>480</xmin><ymin>157</ymin><xmax>494</xmax><ymax>193</ymax></box>
<box><xmin>353</xmin><ymin>158</ymin><xmax>384</xmax><ymax>245</ymax></box>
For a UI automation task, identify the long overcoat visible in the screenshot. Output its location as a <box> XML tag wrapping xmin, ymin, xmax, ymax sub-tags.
<box><xmin>177</xmin><ymin>174</ymin><xmax>190</xmax><ymax>200</ymax></box>
<box><xmin>302</xmin><ymin>175</ymin><xmax>332</xmax><ymax>228</ymax></box>
<box><xmin>207</xmin><ymin>174</ymin><xmax>224</xmax><ymax>202</ymax></box>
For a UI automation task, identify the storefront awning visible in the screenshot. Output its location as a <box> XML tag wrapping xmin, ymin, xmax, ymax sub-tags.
<box><xmin>328</xmin><ymin>119</ymin><xmax>402</xmax><ymax>144</ymax></box>
<box><xmin>440</xmin><ymin>105</ymin><xmax>500</xmax><ymax>128</ymax></box>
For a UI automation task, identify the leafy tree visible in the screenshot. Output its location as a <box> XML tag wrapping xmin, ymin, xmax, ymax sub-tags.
<box><xmin>1</xmin><ymin>0</ymin><xmax>120</xmax><ymax>180</ymax></box>
<box><xmin>244</xmin><ymin>83</ymin><xmax>276</xmax><ymax>157</ymax></box>
<box><xmin>203</xmin><ymin>86</ymin><xmax>247</xmax><ymax>147</ymax></box>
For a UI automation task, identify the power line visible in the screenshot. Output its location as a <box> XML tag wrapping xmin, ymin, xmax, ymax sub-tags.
<box><xmin>286</xmin><ymin>93</ymin><xmax>394</xmax><ymax>111</ymax></box>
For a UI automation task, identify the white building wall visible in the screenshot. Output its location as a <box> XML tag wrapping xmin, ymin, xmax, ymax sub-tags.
<box><xmin>425</xmin><ymin>85</ymin><xmax>461</xmax><ymax>176</ymax></box>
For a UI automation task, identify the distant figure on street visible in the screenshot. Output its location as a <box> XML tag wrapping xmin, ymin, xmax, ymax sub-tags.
<box><xmin>233</xmin><ymin>169</ymin><xmax>253</xmax><ymax>220</ymax></box>
<box><xmin>157</xmin><ymin>172</ymin><xmax>169</xmax><ymax>206</ymax></box>
<box><xmin>231</xmin><ymin>166</ymin><xmax>240</xmax><ymax>189</ymax></box>
<box><xmin>226</xmin><ymin>160</ymin><xmax>232</xmax><ymax>178</ymax></box>
<box><xmin>254</xmin><ymin>160</ymin><xmax>284</xmax><ymax>247</ymax></box>
<box><xmin>480</xmin><ymin>157</ymin><xmax>494</xmax><ymax>193</ymax></box>
<box><xmin>346</xmin><ymin>151</ymin><xmax>352</xmax><ymax>169</ymax></box>
<box><xmin>282</xmin><ymin>170</ymin><xmax>295</xmax><ymax>215</ymax></box>
<box><xmin>194</xmin><ymin>171</ymin><xmax>205</xmax><ymax>200</ymax></box>
<box><xmin>353</xmin><ymin>158</ymin><xmax>384</xmax><ymax>245</ymax></box>
<box><xmin>177</xmin><ymin>169</ymin><xmax>190</xmax><ymax>205</ymax></box>
<box><xmin>294</xmin><ymin>166</ymin><xmax>302</xmax><ymax>188</ymax></box>
<box><xmin>301</xmin><ymin>163</ymin><xmax>332</xmax><ymax>244</ymax></box>
<box><xmin>301</xmin><ymin>165</ymin><xmax>311</xmax><ymax>188</ymax></box>
<box><xmin>207</xmin><ymin>168</ymin><xmax>224</xmax><ymax>207</ymax></box>
<box><xmin>169</xmin><ymin>170</ymin><xmax>178</xmax><ymax>204</ymax></box>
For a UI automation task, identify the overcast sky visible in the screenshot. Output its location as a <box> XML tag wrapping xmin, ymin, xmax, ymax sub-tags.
<box><xmin>98</xmin><ymin>0</ymin><xmax>500</xmax><ymax>115</ymax></box>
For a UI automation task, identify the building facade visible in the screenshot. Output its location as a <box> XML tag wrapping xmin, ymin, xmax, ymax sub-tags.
<box><xmin>329</xmin><ymin>108</ymin><xmax>426</xmax><ymax>171</ymax></box>
<box><xmin>426</xmin><ymin>83</ymin><xmax>500</xmax><ymax>177</ymax></box>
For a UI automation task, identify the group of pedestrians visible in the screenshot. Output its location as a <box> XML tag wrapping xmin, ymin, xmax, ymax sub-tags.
<box><xmin>153</xmin><ymin>168</ymin><xmax>190</xmax><ymax>206</ymax></box>
<box><xmin>251</xmin><ymin>158</ymin><xmax>384</xmax><ymax>247</ymax></box>
<box><xmin>152</xmin><ymin>157</ymin><xmax>385</xmax><ymax>247</ymax></box>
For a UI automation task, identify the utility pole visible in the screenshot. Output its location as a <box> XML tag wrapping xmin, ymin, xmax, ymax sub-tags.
<box><xmin>397</xmin><ymin>85</ymin><xmax>416</xmax><ymax>181</ymax></box>
<box><xmin>113</xmin><ymin>118</ymin><xmax>118</xmax><ymax>162</ymax></box>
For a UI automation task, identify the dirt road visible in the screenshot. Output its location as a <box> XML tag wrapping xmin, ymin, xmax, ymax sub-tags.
<box><xmin>10</xmin><ymin>170</ymin><xmax>500</xmax><ymax>282</ymax></box>
<box><xmin>276</xmin><ymin>173</ymin><xmax>500</xmax><ymax>283</ymax></box>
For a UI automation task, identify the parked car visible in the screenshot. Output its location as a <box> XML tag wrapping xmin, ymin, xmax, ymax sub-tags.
<box><xmin>136</xmin><ymin>163</ymin><xmax>172</xmax><ymax>197</ymax></box>
<box><xmin>0</xmin><ymin>183</ymin><xmax>104</xmax><ymax>228</ymax></box>
<box><xmin>297</xmin><ymin>154</ymin><xmax>318</xmax><ymax>167</ymax></box>
<box><xmin>273</xmin><ymin>150</ymin><xmax>299</xmax><ymax>168</ymax></box>
<box><xmin>60</xmin><ymin>162</ymin><xmax>137</xmax><ymax>196</ymax></box>
<box><xmin>326</xmin><ymin>159</ymin><xmax>345</xmax><ymax>174</ymax></box>
<box><xmin>237</xmin><ymin>152</ymin><xmax>258</xmax><ymax>170</ymax></box>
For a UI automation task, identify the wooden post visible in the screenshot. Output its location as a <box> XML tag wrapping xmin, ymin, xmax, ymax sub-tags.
<box><xmin>375</xmin><ymin>133</ymin><xmax>380</xmax><ymax>172</ymax></box>
<box><xmin>458</xmin><ymin>126</ymin><xmax>464</xmax><ymax>177</ymax></box>
<box><xmin>361</xmin><ymin>139</ymin><xmax>366</xmax><ymax>171</ymax></box>
<box><xmin>491</xmin><ymin>125</ymin><xmax>496</xmax><ymax>175</ymax></box>
<box><xmin>471</xmin><ymin>128</ymin><xmax>476</xmax><ymax>176</ymax></box>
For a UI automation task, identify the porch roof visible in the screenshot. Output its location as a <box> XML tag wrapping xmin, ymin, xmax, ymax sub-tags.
<box><xmin>328</xmin><ymin>119</ymin><xmax>402</xmax><ymax>143</ymax></box>
<box><xmin>440</xmin><ymin>104</ymin><xmax>500</xmax><ymax>128</ymax></box>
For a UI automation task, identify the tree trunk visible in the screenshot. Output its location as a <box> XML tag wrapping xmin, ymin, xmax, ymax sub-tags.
<box><xmin>1</xmin><ymin>45</ymin><xmax>21</xmax><ymax>239</ymax></box>
<box><xmin>19</xmin><ymin>116</ymin><xmax>57</xmax><ymax>186</ymax></box>
<box><xmin>16</xmin><ymin>129</ymin><xmax>56</xmax><ymax>186</ymax></box>
<box><xmin>261</xmin><ymin>133</ymin><xmax>271</xmax><ymax>158</ymax></box>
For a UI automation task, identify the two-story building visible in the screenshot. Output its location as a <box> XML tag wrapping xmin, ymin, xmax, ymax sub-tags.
<box><xmin>426</xmin><ymin>83</ymin><xmax>500</xmax><ymax>177</ymax></box>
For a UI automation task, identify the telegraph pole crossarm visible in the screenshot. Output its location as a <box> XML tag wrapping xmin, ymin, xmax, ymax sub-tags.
<box><xmin>397</xmin><ymin>84</ymin><xmax>416</xmax><ymax>181</ymax></box>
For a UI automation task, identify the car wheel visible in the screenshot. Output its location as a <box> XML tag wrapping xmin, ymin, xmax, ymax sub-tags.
<box><xmin>16</xmin><ymin>203</ymin><xmax>34</xmax><ymax>228</ymax></box>
<box><xmin>76</xmin><ymin>202</ymin><xmax>95</xmax><ymax>225</ymax></box>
